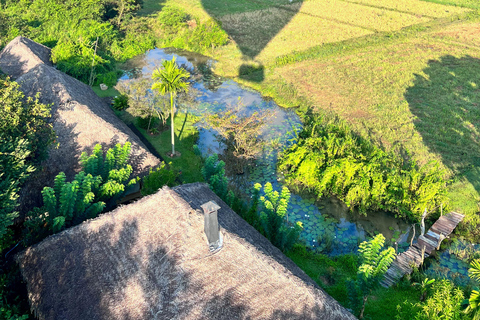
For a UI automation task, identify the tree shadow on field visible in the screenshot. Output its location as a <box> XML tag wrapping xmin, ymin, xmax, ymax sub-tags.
<box><xmin>201</xmin><ymin>0</ymin><xmax>304</xmax><ymax>82</ymax></box>
<box><xmin>405</xmin><ymin>55</ymin><xmax>480</xmax><ymax>192</ymax></box>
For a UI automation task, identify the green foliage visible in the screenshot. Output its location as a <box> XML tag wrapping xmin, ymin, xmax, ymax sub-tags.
<box><xmin>188</xmin><ymin>19</ymin><xmax>229</xmax><ymax>50</ymax></box>
<box><xmin>413</xmin><ymin>278</ymin><xmax>436</xmax><ymax>301</ymax></box>
<box><xmin>112</xmin><ymin>94</ymin><xmax>129</xmax><ymax>111</ymax></box>
<box><xmin>0</xmin><ymin>274</ymin><xmax>29</xmax><ymax>320</ymax></box>
<box><xmin>141</xmin><ymin>162</ymin><xmax>179</xmax><ymax>196</ymax></box>
<box><xmin>397</xmin><ymin>280</ymin><xmax>468</xmax><ymax>320</ymax></box>
<box><xmin>157</xmin><ymin>5</ymin><xmax>189</xmax><ymax>32</ymax></box>
<box><xmin>466</xmin><ymin>259</ymin><xmax>480</xmax><ymax>320</ymax></box>
<box><xmin>348</xmin><ymin>234</ymin><xmax>396</xmax><ymax>319</ymax></box>
<box><xmin>0</xmin><ymin>77</ymin><xmax>54</xmax><ymax>252</ymax></box>
<box><xmin>156</xmin><ymin>5</ymin><xmax>228</xmax><ymax>53</ymax></box>
<box><xmin>136</xmin><ymin>116</ymin><xmax>159</xmax><ymax>130</ymax></box>
<box><xmin>279</xmin><ymin>115</ymin><xmax>447</xmax><ymax>221</ymax></box>
<box><xmin>202</xmin><ymin>154</ymin><xmax>229</xmax><ymax>199</ymax></box>
<box><xmin>25</xmin><ymin>143</ymin><xmax>133</xmax><ymax>242</ymax></box>
<box><xmin>255</xmin><ymin>182</ymin><xmax>302</xmax><ymax>252</ymax></box>
<box><xmin>97</xmin><ymin>70</ymin><xmax>120</xmax><ymax>87</ymax></box>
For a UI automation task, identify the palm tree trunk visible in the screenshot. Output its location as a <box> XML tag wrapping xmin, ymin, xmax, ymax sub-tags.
<box><xmin>170</xmin><ymin>93</ymin><xmax>175</xmax><ymax>155</ymax></box>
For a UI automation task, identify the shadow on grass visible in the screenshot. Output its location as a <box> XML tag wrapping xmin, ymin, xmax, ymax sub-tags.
<box><xmin>201</xmin><ymin>0</ymin><xmax>304</xmax><ymax>82</ymax></box>
<box><xmin>405</xmin><ymin>55</ymin><xmax>480</xmax><ymax>201</ymax></box>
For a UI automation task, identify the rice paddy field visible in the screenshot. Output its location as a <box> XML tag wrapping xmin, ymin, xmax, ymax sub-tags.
<box><xmin>139</xmin><ymin>0</ymin><xmax>480</xmax><ymax>223</ymax></box>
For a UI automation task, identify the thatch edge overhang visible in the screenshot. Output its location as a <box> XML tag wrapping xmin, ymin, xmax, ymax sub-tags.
<box><xmin>16</xmin><ymin>183</ymin><xmax>356</xmax><ymax>320</ymax></box>
<box><xmin>0</xmin><ymin>36</ymin><xmax>52</xmax><ymax>78</ymax></box>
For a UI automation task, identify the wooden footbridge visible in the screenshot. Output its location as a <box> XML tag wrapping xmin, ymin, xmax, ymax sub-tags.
<box><xmin>381</xmin><ymin>212</ymin><xmax>465</xmax><ymax>287</ymax></box>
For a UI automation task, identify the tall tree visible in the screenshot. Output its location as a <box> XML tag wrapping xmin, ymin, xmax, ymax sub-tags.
<box><xmin>151</xmin><ymin>57</ymin><xmax>190</xmax><ymax>156</ymax></box>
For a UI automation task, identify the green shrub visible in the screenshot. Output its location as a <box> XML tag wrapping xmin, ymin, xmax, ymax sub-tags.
<box><xmin>278</xmin><ymin>115</ymin><xmax>447</xmax><ymax>221</ymax></box>
<box><xmin>201</xmin><ymin>154</ymin><xmax>228</xmax><ymax>200</ymax></box>
<box><xmin>141</xmin><ymin>162</ymin><xmax>178</xmax><ymax>196</ymax></box>
<box><xmin>396</xmin><ymin>280</ymin><xmax>469</xmax><ymax>320</ymax></box>
<box><xmin>136</xmin><ymin>116</ymin><xmax>159</xmax><ymax>130</ymax></box>
<box><xmin>97</xmin><ymin>70</ymin><xmax>120</xmax><ymax>87</ymax></box>
<box><xmin>255</xmin><ymin>182</ymin><xmax>302</xmax><ymax>252</ymax></box>
<box><xmin>158</xmin><ymin>5</ymin><xmax>189</xmax><ymax>32</ymax></box>
<box><xmin>24</xmin><ymin>143</ymin><xmax>134</xmax><ymax>244</ymax></box>
<box><xmin>189</xmin><ymin>19</ymin><xmax>228</xmax><ymax>50</ymax></box>
<box><xmin>0</xmin><ymin>77</ymin><xmax>54</xmax><ymax>252</ymax></box>
<box><xmin>112</xmin><ymin>94</ymin><xmax>129</xmax><ymax>111</ymax></box>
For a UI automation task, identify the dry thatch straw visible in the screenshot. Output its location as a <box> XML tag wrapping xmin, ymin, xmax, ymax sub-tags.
<box><xmin>17</xmin><ymin>183</ymin><xmax>356</xmax><ymax>320</ymax></box>
<box><xmin>0</xmin><ymin>36</ymin><xmax>160</xmax><ymax>214</ymax></box>
<box><xmin>0</xmin><ymin>36</ymin><xmax>52</xmax><ymax>78</ymax></box>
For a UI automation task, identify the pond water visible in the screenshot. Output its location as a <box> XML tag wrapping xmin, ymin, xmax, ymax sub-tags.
<box><xmin>119</xmin><ymin>47</ymin><xmax>442</xmax><ymax>257</ymax></box>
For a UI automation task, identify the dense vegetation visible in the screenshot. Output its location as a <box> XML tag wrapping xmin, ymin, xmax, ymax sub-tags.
<box><xmin>279</xmin><ymin>115</ymin><xmax>447</xmax><ymax>221</ymax></box>
<box><xmin>0</xmin><ymin>76</ymin><xmax>54</xmax><ymax>253</ymax></box>
<box><xmin>24</xmin><ymin>143</ymin><xmax>136</xmax><ymax>244</ymax></box>
<box><xmin>0</xmin><ymin>0</ymin><xmax>227</xmax><ymax>86</ymax></box>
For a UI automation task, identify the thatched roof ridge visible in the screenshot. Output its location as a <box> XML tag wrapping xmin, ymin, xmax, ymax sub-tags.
<box><xmin>0</xmin><ymin>36</ymin><xmax>52</xmax><ymax>78</ymax></box>
<box><xmin>0</xmin><ymin>37</ymin><xmax>160</xmax><ymax>213</ymax></box>
<box><xmin>17</xmin><ymin>183</ymin><xmax>356</xmax><ymax>320</ymax></box>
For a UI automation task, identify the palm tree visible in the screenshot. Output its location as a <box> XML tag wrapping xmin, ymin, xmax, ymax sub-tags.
<box><xmin>467</xmin><ymin>259</ymin><xmax>480</xmax><ymax>320</ymax></box>
<box><xmin>151</xmin><ymin>57</ymin><xmax>190</xmax><ymax>156</ymax></box>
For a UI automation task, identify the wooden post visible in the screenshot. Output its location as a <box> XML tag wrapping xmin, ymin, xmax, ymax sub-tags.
<box><xmin>440</xmin><ymin>203</ymin><xmax>443</xmax><ymax>216</ymax></box>
<box><xmin>89</xmin><ymin>37</ymin><xmax>99</xmax><ymax>87</ymax></box>
<box><xmin>410</xmin><ymin>224</ymin><xmax>416</xmax><ymax>247</ymax></box>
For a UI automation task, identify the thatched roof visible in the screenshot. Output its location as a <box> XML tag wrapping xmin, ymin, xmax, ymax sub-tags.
<box><xmin>0</xmin><ymin>36</ymin><xmax>160</xmax><ymax>213</ymax></box>
<box><xmin>17</xmin><ymin>183</ymin><xmax>356</xmax><ymax>320</ymax></box>
<box><xmin>0</xmin><ymin>36</ymin><xmax>52</xmax><ymax>78</ymax></box>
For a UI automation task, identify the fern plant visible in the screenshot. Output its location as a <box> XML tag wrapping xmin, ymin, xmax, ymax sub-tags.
<box><xmin>348</xmin><ymin>233</ymin><xmax>396</xmax><ymax>319</ymax></box>
<box><xmin>467</xmin><ymin>259</ymin><xmax>480</xmax><ymax>320</ymax></box>
<box><xmin>255</xmin><ymin>182</ymin><xmax>302</xmax><ymax>252</ymax></box>
<box><xmin>279</xmin><ymin>115</ymin><xmax>447</xmax><ymax>221</ymax></box>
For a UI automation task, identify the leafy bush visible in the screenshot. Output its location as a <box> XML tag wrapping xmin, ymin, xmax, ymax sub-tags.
<box><xmin>396</xmin><ymin>280</ymin><xmax>469</xmax><ymax>320</ymax></box>
<box><xmin>0</xmin><ymin>77</ymin><xmax>54</xmax><ymax>252</ymax></box>
<box><xmin>201</xmin><ymin>154</ymin><xmax>229</xmax><ymax>200</ymax></box>
<box><xmin>141</xmin><ymin>162</ymin><xmax>178</xmax><ymax>196</ymax></box>
<box><xmin>24</xmin><ymin>143</ymin><xmax>134</xmax><ymax>243</ymax></box>
<box><xmin>112</xmin><ymin>94</ymin><xmax>129</xmax><ymax>111</ymax></box>
<box><xmin>278</xmin><ymin>115</ymin><xmax>447</xmax><ymax>221</ymax></box>
<box><xmin>255</xmin><ymin>182</ymin><xmax>302</xmax><ymax>252</ymax></box>
<box><xmin>348</xmin><ymin>234</ymin><xmax>396</xmax><ymax>319</ymax></box>
<box><xmin>136</xmin><ymin>116</ymin><xmax>159</xmax><ymax>130</ymax></box>
<box><xmin>158</xmin><ymin>5</ymin><xmax>189</xmax><ymax>32</ymax></box>
<box><xmin>189</xmin><ymin>19</ymin><xmax>228</xmax><ymax>50</ymax></box>
<box><xmin>97</xmin><ymin>70</ymin><xmax>120</xmax><ymax>87</ymax></box>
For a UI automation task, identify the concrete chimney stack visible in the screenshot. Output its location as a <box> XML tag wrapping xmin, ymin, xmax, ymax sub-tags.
<box><xmin>201</xmin><ymin>201</ymin><xmax>223</xmax><ymax>252</ymax></box>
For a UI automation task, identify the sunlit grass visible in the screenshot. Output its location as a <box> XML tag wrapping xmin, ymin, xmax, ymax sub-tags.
<box><xmin>219</xmin><ymin>3</ymin><xmax>373</xmax><ymax>63</ymax></box>
<box><xmin>429</xmin><ymin>22</ymin><xmax>480</xmax><ymax>46</ymax></box>
<box><xmin>345</xmin><ymin>0</ymin><xmax>469</xmax><ymax>18</ymax></box>
<box><xmin>420</xmin><ymin>0</ymin><xmax>480</xmax><ymax>10</ymax></box>
<box><xmin>300</xmin><ymin>0</ymin><xmax>431</xmax><ymax>32</ymax></box>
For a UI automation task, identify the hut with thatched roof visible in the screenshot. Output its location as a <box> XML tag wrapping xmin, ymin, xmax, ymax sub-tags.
<box><xmin>0</xmin><ymin>36</ymin><xmax>160</xmax><ymax>213</ymax></box>
<box><xmin>16</xmin><ymin>183</ymin><xmax>357</xmax><ymax>320</ymax></box>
